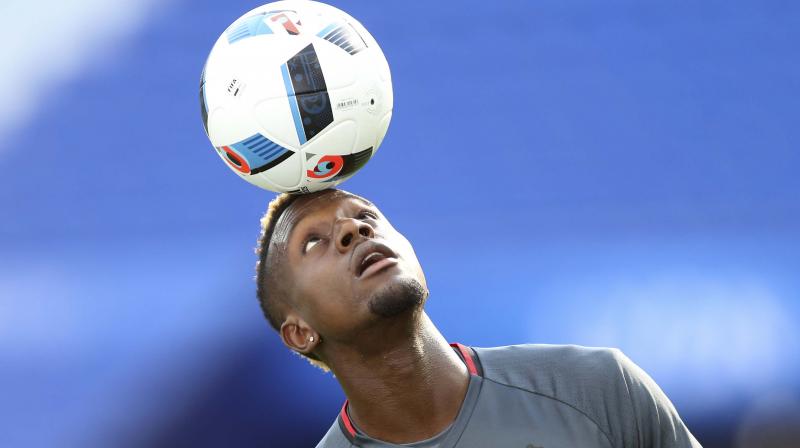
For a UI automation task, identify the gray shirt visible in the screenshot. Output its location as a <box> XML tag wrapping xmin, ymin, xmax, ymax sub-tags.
<box><xmin>316</xmin><ymin>343</ymin><xmax>701</xmax><ymax>448</ymax></box>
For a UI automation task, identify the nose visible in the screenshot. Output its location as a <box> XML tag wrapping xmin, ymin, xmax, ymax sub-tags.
<box><xmin>334</xmin><ymin>217</ymin><xmax>374</xmax><ymax>253</ymax></box>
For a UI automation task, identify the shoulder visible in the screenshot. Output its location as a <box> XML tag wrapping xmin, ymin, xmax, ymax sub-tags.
<box><xmin>472</xmin><ymin>344</ymin><xmax>701</xmax><ymax>448</ymax></box>
<box><xmin>472</xmin><ymin>344</ymin><xmax>632</xmax><ymax>419</ymax></box>
<box><xmin>315</xmin><ymin>420</ymin><xmax>352</xmax><ymax>448</ymax></box>
<box><xmin>473</xmin><ymin>343</ymin><xmax>630</xmax><ymax>395</ymax></box>
<box><xmin>472</xmin><ymin>344</ymin><xmax>636</xmax><ymax>447</ymax></box>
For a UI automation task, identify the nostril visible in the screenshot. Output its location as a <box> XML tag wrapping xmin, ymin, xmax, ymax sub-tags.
<box><xmin>358</xmin><ymin>226</ymin><xmax>370</xmax><ymax>237</ymax></box>
<box><xmin>341</xmin><ymin>233</ymin><xmax>353</xmax><ymax>246</ymax></box>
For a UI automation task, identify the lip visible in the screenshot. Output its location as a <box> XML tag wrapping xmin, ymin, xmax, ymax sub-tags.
<box><xmin>360</xmin><ymin>256</ymin><xmax>398</xmax><ymax>278</ymax></box>
<box><xmin>352</xmin><ymin>240</ymin><xmax>398</xmax><ymax>277</ymax></box>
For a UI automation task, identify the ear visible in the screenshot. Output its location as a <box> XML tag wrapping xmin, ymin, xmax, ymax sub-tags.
<box><xmin>279</xmin><ymin>313</ymin><xmax>320</xmax><ymax>355</ymax></box>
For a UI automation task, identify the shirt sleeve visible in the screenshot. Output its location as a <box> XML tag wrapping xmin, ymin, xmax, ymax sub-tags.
<box><xmin>612</xmin><ymin>349</ymin><xmax>703</xmax><ymax>448</ymax></box>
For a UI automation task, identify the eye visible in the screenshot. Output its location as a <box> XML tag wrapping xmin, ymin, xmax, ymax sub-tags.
<box><xmin>303</xmin><ymin>236</ymin><xmax>322</xmax><ymax>253</ymax></box>
<box><xmin>357</xmin><ymin>209</ymin><xmax>378</xmax><ymax>220</ymax></box>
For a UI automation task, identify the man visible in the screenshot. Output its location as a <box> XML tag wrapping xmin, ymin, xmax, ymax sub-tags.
<box><xmin>255</xmin><ymin>188</ymin><xmax>701</xmax><ymax>448</ymax></box>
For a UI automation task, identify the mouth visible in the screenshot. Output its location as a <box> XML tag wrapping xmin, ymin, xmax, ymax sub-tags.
<box><xmin>353</xmin><ymin>241</ymin><xmax>398</xmax><ymax>278</ymax></box>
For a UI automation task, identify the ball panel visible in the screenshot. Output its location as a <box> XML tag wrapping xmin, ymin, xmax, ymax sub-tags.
<box><xmin>226</xmin><ymin>13</ymin><xmax>274</xmax><ymax>44</ymax></box>
<box><xmin>375</xmin><ymin>110</ymin><xmax>392</xmax><ymax>152</ymax></box>
<box><xmin>214</xmin><ymin>132</ymin><xmax>295</xmax><ymax>176</ymax></box>
<box><xmin>252</xmin><ymin>97</ymin><xmax>301</xmax><ymax>149</ymax></box>
<box><xmin>199</xmin><ymin>64</ymin><xmax>209</xmax><ymax>135</ymax></box>
<box><xmin>317</xmin><ymin>21</ymin><xmax>367</xmax><ymax>55</ymax></box>
<box><xmin>297</xmin><ymin>119</ymin><xmax>357</xmax><ymax>156</ymax></box>
<box><xmin>257</xmin><ymin>151</ymin><xmax>303</xmax><ymax>189</ymax></box>
<box><xmin>205</xmin><ymin>35</ymin><xmax>306</xmax><ymax>110</ymax></box>
<box><xmin>282</xmin><ymin>43</ymin><xmax>334</xmax><ymax>144</ymax></box>
<box><xmin>303</xmin><ymin>146</ymin><xmax>373</xmax><ymax>188</ymax></box>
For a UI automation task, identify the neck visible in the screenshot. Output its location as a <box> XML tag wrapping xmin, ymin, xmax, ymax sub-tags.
<box><xmin>326</xmin><ymin>311</ymin><xmax>470</xmax><ymax>444</ymax></box>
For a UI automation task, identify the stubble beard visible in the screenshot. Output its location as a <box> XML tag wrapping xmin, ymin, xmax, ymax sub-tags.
<box><xmin>367</xmin><ymin>277</ymin><xmax>427</xmax><ymax>318</ymax></box>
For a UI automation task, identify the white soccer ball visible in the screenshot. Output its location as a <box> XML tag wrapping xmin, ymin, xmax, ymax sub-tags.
<box><xmin>200</xmin><ymin>0</ymin><xmax>392</xmax><ymax>193</ymax></box>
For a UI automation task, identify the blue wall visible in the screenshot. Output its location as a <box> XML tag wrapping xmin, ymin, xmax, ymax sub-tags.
<box><xmin>1</xmin><ymin>1</ymin><xmax>798</xmax><ymax>446</ymax></box>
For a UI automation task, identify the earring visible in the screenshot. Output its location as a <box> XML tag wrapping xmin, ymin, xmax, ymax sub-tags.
<box><xmin>309</xmin><ymin>336</ymin><xmax>315</xmax><ymax>342</ymax></box>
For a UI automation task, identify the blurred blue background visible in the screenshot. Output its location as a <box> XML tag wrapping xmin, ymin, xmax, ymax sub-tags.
<box><xmin>1</xmin><ymin>0</ymin><xmax>798</xmax><ymax>446</ymax></box>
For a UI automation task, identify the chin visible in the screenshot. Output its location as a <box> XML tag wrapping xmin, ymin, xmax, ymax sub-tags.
<box><xmin>367</xmin><ymin>276</ymin><xmax>427</xmax><ymax>318</ymax></box>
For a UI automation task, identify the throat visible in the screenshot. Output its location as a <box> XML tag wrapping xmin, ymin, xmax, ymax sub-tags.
<box><xmin>331</xmin><ymin>315</ymin><xmax>471</xmax><ymax>444</ymax></box>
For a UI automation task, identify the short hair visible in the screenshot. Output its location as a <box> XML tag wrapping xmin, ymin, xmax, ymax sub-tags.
<box><xmin>255</xmin><ymin>192</ymin><xmax>330</xmax><ymax>372</ymax></box>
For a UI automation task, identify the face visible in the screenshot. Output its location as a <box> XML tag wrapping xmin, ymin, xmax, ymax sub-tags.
<box><xmin>268</xmin><ymin>191</ymin><xmax>428</xmax><ymax>343</ymax></box>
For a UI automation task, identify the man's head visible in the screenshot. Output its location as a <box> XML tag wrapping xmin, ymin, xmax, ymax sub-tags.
<box><xmin>255</xmin><ymin>189</ymin><xmax>428</xmax><ymax>371</ymax></box>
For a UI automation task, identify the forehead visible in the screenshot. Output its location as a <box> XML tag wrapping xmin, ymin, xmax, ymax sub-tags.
<box><xmin>270</xmin><ymin>191</ymin><xmax>373</xmax><ymax>248</ymax></box>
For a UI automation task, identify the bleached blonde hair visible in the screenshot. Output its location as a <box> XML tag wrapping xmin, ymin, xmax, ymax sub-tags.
<box><xmin>255</xmin><ymin>192</ymin><xmax>331</xmax><ymax>373</ymax></box>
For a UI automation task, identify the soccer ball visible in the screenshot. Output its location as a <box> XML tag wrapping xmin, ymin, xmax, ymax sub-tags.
<box><xmin>199</xmin><ymin>0</ymin><xmax>392</xmax><ymax>193</ymax></box>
